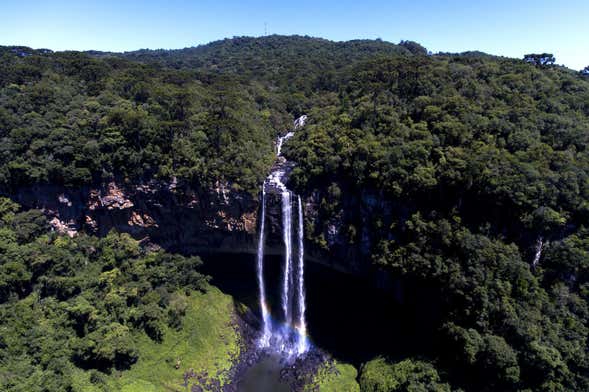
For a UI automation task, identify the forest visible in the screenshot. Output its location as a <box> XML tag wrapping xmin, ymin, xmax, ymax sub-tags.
<box><xmin>0</xmin><ymin>197</ymin><xmax>209</xmax><ymax>390</ymax></box>
<box><xmin>1</xmin><ymin>36</ymin><xmax>589</xmax><ymax>391</ymax></box>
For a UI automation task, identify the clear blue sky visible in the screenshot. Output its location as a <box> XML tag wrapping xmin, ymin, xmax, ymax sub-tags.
<box><xmin>1</xmin><ymin>0</ymin><xmax>588</xmax><ymax>70</ymax></box>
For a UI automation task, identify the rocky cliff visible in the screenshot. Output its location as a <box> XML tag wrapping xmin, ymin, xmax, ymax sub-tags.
<box><xmin>7</xmin><ymin>178</ymin><xmax>374</xmax><ymax>276</ymax></box>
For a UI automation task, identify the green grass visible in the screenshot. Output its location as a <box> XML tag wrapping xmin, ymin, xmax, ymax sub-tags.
<box><xmin>72</xmin><ymin>285</ymin><xmax>242</xmax><ymax>392</ymax></box>
<box><xmin>69</xmin><ymin>285</ymin><xmax>359</xmax><ymax>392</ymax></box>
<box><xmin>305</xmin><ymin>361</ymin><xmax>360</xmax><ymax>392</ymax></box>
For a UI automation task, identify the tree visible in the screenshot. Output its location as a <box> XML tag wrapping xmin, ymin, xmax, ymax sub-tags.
<box><xmin>75</xmin><ymin>323</ymin><xmax>138</xmax><ymax>370</ymax></box>
<box><xmin>10</xmin><ymin>209</ymin><xmax>47</xmax><ymax>243</ymax></box>
<box><xmin>399</xmin><ymin>40</ymin><xmax>428</xmax><ymax>55</ymax></box>
<box><xmin>523</xmin><ymin>53</ymin><xmax>556</xmax><ymax>66</ymax></box>
<box><xmin>359</xmin><ymin>357</ymin><xmax>451</xmax><ymax>392</ymax></box>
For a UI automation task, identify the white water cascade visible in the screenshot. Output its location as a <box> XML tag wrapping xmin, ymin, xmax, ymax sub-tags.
<box><xmin>255</xmin><ymin>115</ymin><xmax>309</xmax><ymax>357</ymax></box>
<box><xmin>281</xmin><ymin>190</ymin><xmax>293</xmax><ymax>326</ymax></box>
<box><xmin>296</xmin><ymin>195</ymin><xmax>308</xmax><ymax>354</ymax></box>
<box><xmin>256</xmin><ymin>184</ymin><xmax>271</xmax><ymax>347</ymax></box>
<box><xmin>532</xmin><ymin>237</ymin><xmax>543</xmax><ymax>269</ymax></box>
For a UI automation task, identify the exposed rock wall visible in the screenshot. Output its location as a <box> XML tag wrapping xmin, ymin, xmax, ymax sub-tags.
<box><xmin>9</xmin><ymin>179</ymin><xmax>256</xmax><ymax>250</ymax></box>
<box><xmin>6</xmin><ymin>179</ymin><xmax>384</xmax><ymax>277</ymax></box>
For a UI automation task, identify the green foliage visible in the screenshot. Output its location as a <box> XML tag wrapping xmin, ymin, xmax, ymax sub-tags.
<box><xmin>523</xmin><ymin>53</ymin><xmax>556</xmax><ymax>66</ymax></box>
<box><xmin>75</xmin><ymin>322</ymin><xmax>139</xmax><ymax>370</ymax></box>
<box><xmin>0</xmin><ymin>198</ymin><xmax>209</xmax><ymax>391</ymax></box>
<box><xmin>372</xmin><ymin>216</ymin><xmax>588</xmax><ymax>390</ymax></box>
<box><xmin>359</xmin><ymin>357</ymin><xmax>450</xmax><ymax>392</ymax></box>
<box><xmin>0</xmin><ymin>47</ymin><xmax>277</xmax><ymax>193</ymax></box>
<box><xmin>279</xmin><ymin>44</ymin><xmax>589</xmax><ymax>391</ymax></box>
<box><xmin>399</xmin><ymin>40</ymin><xmax>429</xmax><ymax>55</ymax></box>
<box><xmin>304</xmin><ymin>361</ymin><xmax>360</xmax><ymax>392</ymax></box>
<box><xmin>10</xmin><ymin>208</ymin><xmax>47</xmax><ymax>243</ymax></box>
<box><xmin>117</xmin><ymin>35</ymin><xmax>411</xmax><ymax>96</ymax></box>
<box><xmin>103</xmin><ymin>286</ymin><xmax>243</xmax><ymax>391</ymax></box>
<box><xmin>2</xmin><ymin>36</ymin><xmax>589</xmax><ymax>391</ymax></box>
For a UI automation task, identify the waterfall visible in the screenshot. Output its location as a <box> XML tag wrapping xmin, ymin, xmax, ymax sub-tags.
<box><xmin>296</xmin><ymin>195</ymin><xmax>308</xmax><ymax>354</ymax></box>
<box><xmin>276</xmin><ymin>132</ymin><xmax>294</xmax><ymax>156</ymax></box>
<box><xmin>532</xmin><ymin>237</ymin><xmax>543</xmax><ymax>269</ymax></box>
<box><xmin>256</xmin><ymin>184</ymin><xmax>271</xmax><ymax>347</ymax></box>
<box><xmin>255</xmin><ymin>115</ymin><xmax>309</xmax><ymax>357</ymax></box>
<box><xmin>281</xmin><ymin>190</ymin><xmax>293</xmax><ymax>325</ymax></box>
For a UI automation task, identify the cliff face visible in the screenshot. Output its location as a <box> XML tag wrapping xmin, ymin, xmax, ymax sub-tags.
<box><xmin>12</xmin><ymin>180</ymin><xmax>257</xmax><ymax>252</ymax></box>
<box><xmin>8</xmin><ymin>179</ymin><xmax>374</xmax><ymax>275</ymax></box>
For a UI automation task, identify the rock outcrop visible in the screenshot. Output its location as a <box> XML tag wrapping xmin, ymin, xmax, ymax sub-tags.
<box><xmin>10</xmin><ymin>179</ymin><xmax>258</xmax><ymax>253</ymax></box>
<box><xmin>6</xmin><ymin>177</ymin><xmax>379</xmax><ymax>276</ymax></box>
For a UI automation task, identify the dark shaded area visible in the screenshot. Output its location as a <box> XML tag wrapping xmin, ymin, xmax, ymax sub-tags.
<box><xmin>237</xmin><ymin>354</ymin><xmax>290</xmax><ymax>392</ymax></box>
<box><xmin>200</xmin><ymin>252</ymin><xmax>439</xmax><ymax>367</ymax></box>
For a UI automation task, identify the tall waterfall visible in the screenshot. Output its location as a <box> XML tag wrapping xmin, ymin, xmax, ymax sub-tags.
<box><xmin>256</xmin><ymin>184</ymin><xmax>271</xmax><ymax>347</ymax></box>
<box><xmin>281</xmin><ymin>190</ymin><xmax>293</xmax><ymax>325</ymax></box>
<box><xmin>255</xmin><ymin>115</ymin><xmax>309</xmax><ymax>357</ymax></box>
<box><xmin>296</xmin><ymin>195</ymin><xmax>308</xmax><ymax>354</ymax></box>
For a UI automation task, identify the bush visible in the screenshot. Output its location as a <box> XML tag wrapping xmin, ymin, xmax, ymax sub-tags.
<box><xmin>359</xmin><ymin>357</ymin><xmax>450</xmax><ymax>392</ymax></box>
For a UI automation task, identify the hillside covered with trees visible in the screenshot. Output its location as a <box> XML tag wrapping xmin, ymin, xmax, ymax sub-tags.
<box><xmin>0</xmin><ymin>197</ymin><xmax>216</xmax><ymax>390</ymax></box>
<box><xmin>1</xmin><ymin>36</ymin><xmax>589</xmax><ymax>391</ymax></box>
<box><xmin>282</xmin><ymin>44</ymin><xmax>589</xmax><ymax>391</ymax></box>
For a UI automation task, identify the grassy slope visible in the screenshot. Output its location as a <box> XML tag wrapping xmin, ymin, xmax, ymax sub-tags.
<box><xmin>71</xmin><ymin>285</ymin><xmax>241</xmax><ymax>392</ymax></box>
<box><xmin>69</xmin><ymin>284</ymin><xmax>359</xmax><ymax>392</ymax></box>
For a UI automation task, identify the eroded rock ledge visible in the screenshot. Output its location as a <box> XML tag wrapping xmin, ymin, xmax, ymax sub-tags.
<box><xmin>6</xmin><ymin>178</ymin><xmax>375</xmax><ymax>276</ymax></box>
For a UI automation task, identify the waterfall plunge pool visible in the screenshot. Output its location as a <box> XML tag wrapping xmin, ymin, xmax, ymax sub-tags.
<box><xmin>237</xmin><ymin>354</ymin><xmax>290</xmax><ymax>392</ymax></box>
<box><xmin>200</xmin><ymin>253</ymin><xmax>440</xmax><ymax>368</ymax></box>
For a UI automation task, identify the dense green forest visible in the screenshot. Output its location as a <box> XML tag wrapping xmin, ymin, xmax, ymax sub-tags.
<box><xmin>282</xmin><ymin>50</ymin><xmax>589</xmax><ymax>391</ymax></box>
<box><xmin>0</xmin><ymin>197</ymin><xmax>211</xmax><ymax>390</ymax></box>
<box><xmin>1</xmin><ymin>36</ymin><xmax>589</xmax><ymax>391</ymax></box>
<box><xmin>0</xmin><ymin>45</ymin><xmax>283</xmax><ymax>192</ymax></box>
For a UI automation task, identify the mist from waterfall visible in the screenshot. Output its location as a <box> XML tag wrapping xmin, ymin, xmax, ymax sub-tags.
<box><xmin>255</xmin><ymin>115</ymin><xmax>309</xmax><ymax>357</ymax></box>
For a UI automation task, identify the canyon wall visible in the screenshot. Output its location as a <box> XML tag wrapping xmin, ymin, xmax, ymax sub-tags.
<box><xmin>7</xmin><ymin>179</ymin><xmax>377</xmax><ymax>276</ymax></box>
